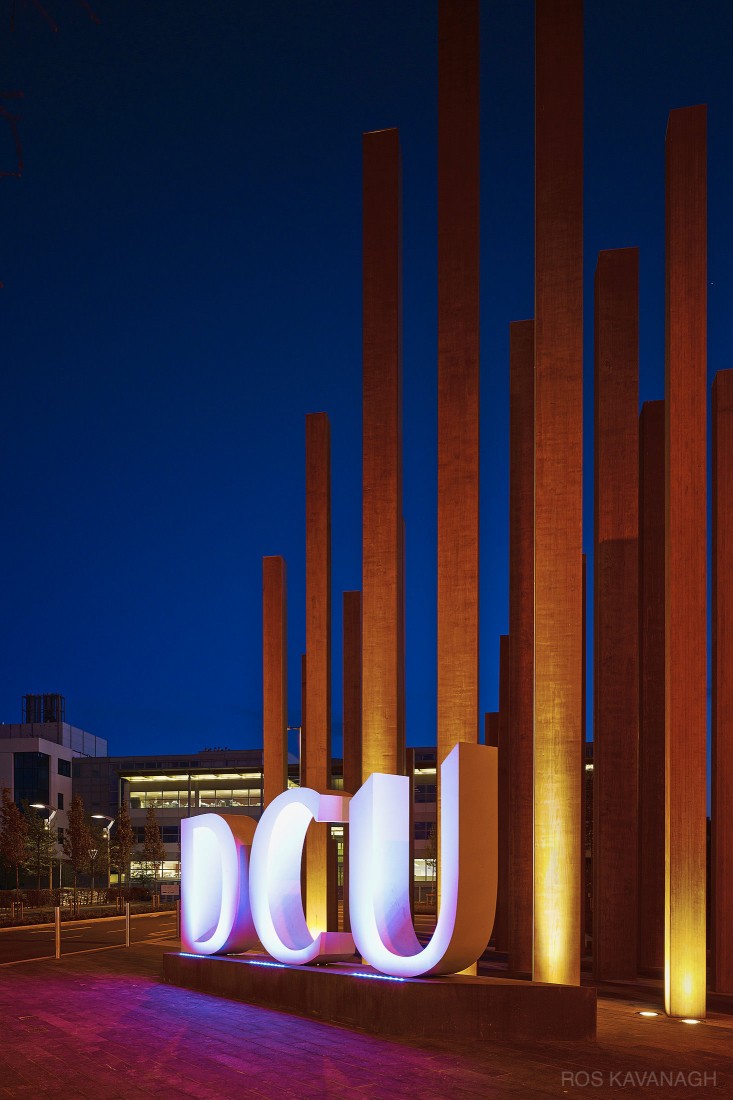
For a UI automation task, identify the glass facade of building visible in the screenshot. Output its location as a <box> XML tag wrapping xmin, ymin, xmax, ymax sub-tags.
<box><xmin>13</xmin><ymin>751</ymin><xmax>50</xmax><ymax>808</ymax></box>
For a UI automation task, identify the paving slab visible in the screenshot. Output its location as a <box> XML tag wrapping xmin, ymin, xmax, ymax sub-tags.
<box><xmin>0</xmin><ymin>938</ymin><xmax>730</xmax><ymax>1098</ymax></box>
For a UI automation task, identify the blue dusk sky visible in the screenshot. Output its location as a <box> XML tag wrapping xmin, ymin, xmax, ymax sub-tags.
<box><xmin>1</xmin><ymin>1</ymin><xmax>730</xmax><ymax>764</ymax></box>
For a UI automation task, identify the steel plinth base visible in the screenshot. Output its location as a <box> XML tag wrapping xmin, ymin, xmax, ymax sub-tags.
<box><xmin>163</xmin><ymin>952</ymin><xmax>597</xmax><ymax>1041</ymax></box>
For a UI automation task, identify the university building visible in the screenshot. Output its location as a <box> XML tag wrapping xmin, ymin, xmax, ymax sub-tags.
<box><xmin>73</xmin><ymin>746</ymin><xmax>284</xmax><ymax>881</ymax></box>
<box><xmin>0</xmin><ymin>694</ymin><xmax>107</xmax><ymax>863</ymax></box>
<box><xmin>68</xmin><ymin>732</ymin><xmax>437</xmax><ymax>891</ymax></box>
<box><xmin>2</xmin><ymin>693</ymin><xmax>599</xmax><ymax>916</ymax></box>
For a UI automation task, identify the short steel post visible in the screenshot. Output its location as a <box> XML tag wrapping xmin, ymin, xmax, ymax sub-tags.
<box><xmin>55</xmin><ymin>906</ymin><xmax>61</xmax><ymax>959</ymax></box>
<box><xmin>125</xmin><ymin>901</ymin><xmax>130</xmax><ymax>947</ymax></box>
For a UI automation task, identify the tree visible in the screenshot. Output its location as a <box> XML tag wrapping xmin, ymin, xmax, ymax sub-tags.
<box><xmin>111</xmin><ymin>800</ymin><xmax>134</xmax><ymax>896</ymax></box>
<box><xmin>0</xmin><ymin>788</ymin><xmax>28</xmax><ymax>891</ymax></box>
<box><xmin>143</xmin><ymin>806</ymin><xmax>166</xmax><ymax>892</ymax></box>
<box><xmin>86</xmin><ymin>820</ymin><xmax>106</xmax><ymax>897</ymax></box>
<box><xmin>63</xmin><ymin>794</ymin><xmax>91</xmax><ymax>909</ymax></box>
<box><xmin>23</xmin><ymin>803</ymin><xmax>56</xmax><ymax>890</ymax></box>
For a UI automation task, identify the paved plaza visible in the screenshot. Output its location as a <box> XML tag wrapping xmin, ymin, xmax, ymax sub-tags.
<box><xmin>0</xmin><ymin>920</ymin><xmax>731</xmax><ymax>1099</ymax></box>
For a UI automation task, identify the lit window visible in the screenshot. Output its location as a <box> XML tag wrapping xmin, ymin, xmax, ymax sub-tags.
<box><xmin>413</xmin><ymin>858</ymin><xmax>436</xmax><ymax>881</ymax></box>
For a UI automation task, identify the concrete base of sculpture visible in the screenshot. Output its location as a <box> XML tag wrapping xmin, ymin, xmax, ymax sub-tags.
<box><xmin>162</xmin><ymin>952</ymin><xmax>597</xmax><ymax>1041</ymax></box>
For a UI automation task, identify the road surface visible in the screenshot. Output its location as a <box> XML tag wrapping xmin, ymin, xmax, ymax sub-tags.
<box><xmin>0</xmin><ymin>910</ymin><xmax>178</xmax><ymax>966</ymax></box>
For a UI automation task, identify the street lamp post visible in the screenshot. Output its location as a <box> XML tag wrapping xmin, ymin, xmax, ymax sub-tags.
<box><xmin>92</xmin><ymin>815</ymin><xmax>115</xmax><ymax>891</ymax></box>
<box><xmin>88</xmin><ymin>846</ymin><xmax>98</xmax><ymax>898</ymax></box>
<box><xmin>30</xmin><ymin>803</ymin><xmax>57</xmax><ymax>891</ymax></box>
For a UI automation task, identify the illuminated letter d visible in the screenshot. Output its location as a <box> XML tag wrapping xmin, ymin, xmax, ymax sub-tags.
<box><xmin>180</xmin><ymin>813</ymin><xmax>258</xmax><ymax>955</ymax></box>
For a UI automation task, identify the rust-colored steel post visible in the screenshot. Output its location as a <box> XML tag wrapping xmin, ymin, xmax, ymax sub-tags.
<box><xmin>712</xmin><ymin>370</ymin><xmax>733</xmax><ymax>994</ymax></box>
<box><xmin>533</xmin><ymin>0</ymin><xmax>584</xmax><ymax>987</ymax></box>
<box><xmin>581</xmin><ymin>552</ymin><xmax>587</xmax><ymax>959</ymax></box>
<box><xmin>664</xmin><ymin>104</ymin><xmax>707</xmax><ymax>1020</ymax></box>
<box><xmin>299</xmin><ymin>653</ymin><xmax>307</xmax><ymax>785</ymax></box>
<box><xmin>593</xmin><ymin>248</ymin><xmax>640</xmax><ymax>981</ymax></box>
<box><xmin>342</xmin><ymin>591</ymin><xmax>363</xmax><ymax>797</ymax></box>
<box><xmin>342</xmin><ymin>590</ymin><xmax>362</xmax><ymax>933</ymax></box>
<box><xmin>484</xmin><ymin>712</ymin><xmax>499</xmax><ymax>748</ymax></box>
<box><xmin>304</xmin><ymin>412</ymin><xmax>332</xmax><ymax>932</ymax></box>
<box><xmin>508</xmin><ymin>318</ymin><xmax>534</xmax><ymax>978</ymax></box>
<box><xmin>494</xmin><ymin>635</ymin><xmax>510</xmax><ymax>954</ymax></box>
<box><xmin>362</xmin><ymin>127</ymin><xmax>404</xmax><ymax>783</ymax></box>
<box><xmin>263</xmin><ymin>555</ymin><xmax>287</xmax><ymax>809</ymax></box>
<box><xmin>638</xmin><ymin>399</ymin><xmax>665</xmax><ymax>976</ymax></box>
<box><xmin>406</xmin><ymin>747</ymin><xmax>416</xmax><ymax>918</ymax></box>
<box><xmin>299</xmin><ymin>652</ymin><xmax>307</xmax><ymax>905</ymax></box>
<box><xmin>437</xmin><ymin>0</ymin><xmax>481</xmax><ymax>766</ymax></box>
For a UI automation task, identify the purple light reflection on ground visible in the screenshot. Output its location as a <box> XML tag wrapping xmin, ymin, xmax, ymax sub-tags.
<box><xmin>1</xmin><ymin>942</ymin><xmax>730</xmax><ymax>1098</ymax></box>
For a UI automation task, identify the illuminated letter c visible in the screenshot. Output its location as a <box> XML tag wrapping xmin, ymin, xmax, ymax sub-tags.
<box><xmin>249</xmin><ymin>787</ymin><xmax>355</xmax><ymax>964</ymax></box>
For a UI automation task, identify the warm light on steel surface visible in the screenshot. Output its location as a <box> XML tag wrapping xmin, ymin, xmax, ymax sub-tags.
<box><xmin>663</xmin><ymin>104</ymin><xmax>708</xmax><ymax>1023</ymax></box>
<box><xmin>665</xmin><ymin>936</ymin><xmax>707</xmax><ymax>1020</ymax></box>
<box><xmin>534</xmin><ymin>681</ymin><xmax>581</xmax><ymax>986</ymax></box>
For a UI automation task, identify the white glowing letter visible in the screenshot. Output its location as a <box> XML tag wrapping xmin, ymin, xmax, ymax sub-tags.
<box><xmin>249</xmin><ymin>787</ymin><xmax>355</xmax><ymax>964</ymax></box>
<box><xmin>349</xmin><ymin>741</ymin><xmax>497</xmax><ymax>977</ymax></box>
<box><xmin>181</xmin><ymin>813</ymin><xmax>258</xmax><ymax>955</ymax></box>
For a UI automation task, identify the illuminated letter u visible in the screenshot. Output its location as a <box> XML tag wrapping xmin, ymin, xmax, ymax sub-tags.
<box><xmin>349</xmin><ymin>742</ymin><xmax>497</xmax><ymax>977</ymax></box>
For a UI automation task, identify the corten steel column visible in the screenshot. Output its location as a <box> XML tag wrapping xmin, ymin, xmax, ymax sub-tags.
<box><xmin>299</xmin><ymin>653</ymin><xmax>307</xmax><ymax>785</ymax></box>
<box><xmin>362</xmin><ymin>127</ymin><xmax>405</xmax><ymax>782</ymax></box>
<box><xmin>342</xmin><ymin>591</ymin><xmax>363</xmax><ymax>796</ymax></box>
<box><xmin>342</xmin><ymin>590</ymin><xmax>362</xmax><ymax>933</ymax></box>
<box><xmin>495</xmin><ymin>635</ymin><xmax>510</xmax><ymax>954</ymax></box>
<box><xmin>406</xmin><ymin>747</ymin><xmax>416</xmax><ymax>918</ymax></box>
<box><xmin>299</xmin><ymin>651</ymin><xmax>307</xmax><ymax>903</ymax></box>
<box><xmin>263</xmin><ymin>556</ymin><xmax>288</xmax><ymax>809</ymax></box>
<box><xmin>712</xmin><ymin>371</ymin><xmax>733</xmax><ymax>994</ymax></box>
<box><xmin>437</xmin><ymin>0</ymin><xmax>480</xmax><ymax>768</ymax></box>
<box><xmin>533</xmin><ymin>0</ymin><xmax>584</xmax><ymax>986</ymax></box>
<box><xmin>664</xmin><ymin>105</ymin><xmax>707</xmax><ymax>1020</ymax></box>
<box><xmin>638</xmin><ymin>400</ymin><xmax>665</xmax><ymax>975</ymax></box>
<box><xmin>580</xmin><ymin>552</ymin><xmax>587</xmax><ymax>959</ymax></box>
<box><xmin>508</xmin><ymin>318</ymin><xmax>534</xmax><ymax>977</ymax></box>
<box><xmin>304</xmin><ymin>412</ymin><xmax>332</xmax><ymax>931</ymax></box>
<box><xmin>593</xmin><ymin>248</ymin><xmax>640</xmax><ymax>981</ymax></box>
<box><xmin>400</xmin><ymin>517</ymin><xmax>406</xmax><ymax>763</ymax></box>
<box><xmin>484</xmin><ymin>712</ymin><xmax>499</xmax><ymax>748</ymax></box>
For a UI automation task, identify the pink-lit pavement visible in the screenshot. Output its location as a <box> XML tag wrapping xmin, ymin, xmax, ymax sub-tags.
<box><xmin>0</xmin><ymin>931</ymin><xmax>731</xmax><ymax>1099</ymax></box>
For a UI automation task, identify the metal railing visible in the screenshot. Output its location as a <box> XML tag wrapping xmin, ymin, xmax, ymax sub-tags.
<box><xmin>0</xmin><ymin>903</ymin><xmax>179</xmax><ymax>968</ymax></box>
